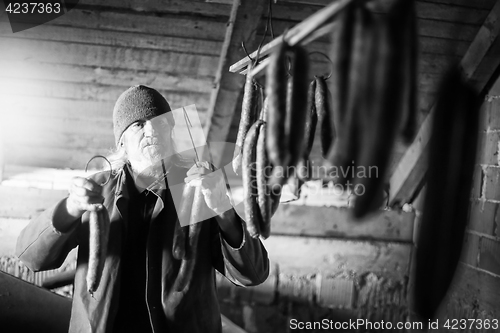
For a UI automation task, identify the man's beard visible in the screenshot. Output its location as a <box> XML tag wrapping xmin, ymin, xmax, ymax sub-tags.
<box><xmin>129</xmin><ymin>143</ymin><xmax>174</xmax><ymax>190</ymax></box>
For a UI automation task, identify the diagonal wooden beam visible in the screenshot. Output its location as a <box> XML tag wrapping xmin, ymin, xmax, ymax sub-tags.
<box><xmin>389</xmin><ymin>0</ymin><xmax>500</xmax><ymax>206</ymax></box>
<box><xmin>203</xmin><ymin>0</ymin><xmax>266</xmax><ymax>167</ymax></box>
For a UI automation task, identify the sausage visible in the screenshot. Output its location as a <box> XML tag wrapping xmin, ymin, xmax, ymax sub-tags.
<box><xmin>233</xmin><ymin>62</ymin><xmax>258</xmax><ymax>175</ymax></box>
<box><xmin>286</xmin><ymin>45</ymin><xmax>309</xmax><ymax>167</ymax></box>
<box><xmin>297</xmin><ymin>80</ymin><xmax>318</xmax><ymax>181</ymax></box>
<box><xmin>353</xmin><ymin>0</ymin><xmax>405</xmax><ymax>218</ymax></box>
<box><xmin>303</xmin><ymin>79</ymin><xmax>318</xmax><ymax>160</ymax></box>
<box><xmin>87</xmin><ymin>206</ymin><xmax>110</xmax><ymax>295</ymax></box>
<box><xmin>326</xmin><ymin>2</ymin><xmax>366</xmax><ymax>186</ymax></box>
<box><xmin>174</xmin><ymin>186</ymin><xmax>205</xmax><ymax>292</ymax></box>
<box><xmin>266</xmin><ymin>42</ymin><xmax>290</xmax><ymax>169</ymax></box>
<box><xmin>172</xmin><ymin>184</ymin><xmax>196</xmax><ymax>260</ymax></box>
<box><xmin>172</xmin><ymin>220</ymin><xmax>187</xmax><ymax>260</ymax></box>
<box><xmin>352</xmin><ymin>6</ymin><xmax>403</xmax><ymax>218</ymax></box>
<box><xmin>316</xmin><ymin>76</ymin><xmax>334</xmax><ymax>158</ymax></box>
<box><xmin>413</xmin><ymin>67</ymin><xmax>480</xmax><ymax>320</ymax></box>
<box><xmin>242</xmin><ymin>120</ymin><xmax>264</xmax><ymax>238</ymax></box>
<box><xmin>267</xmin><ymin>43</ymin><xmax>309</xmax><ymax>189</ymax></box>
<box><xmin>399</xmin><ymin>0</ymin><xmax>418</xmax><ymax>143</ymax></box>
<box><xmin>256</xmin><ymin>122</ymin><xmax>271</xmax><ymax>239</ymax></box>
<box><xmin>329</xmin><ymin>1</ymin><xmax>356</xmax><ymax>128</ymax></box>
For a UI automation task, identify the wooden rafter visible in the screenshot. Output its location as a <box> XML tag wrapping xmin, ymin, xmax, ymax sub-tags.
<box><xmin>389</xmin><ymin>0</ymin><xmax>500</xmax><ymax>206</ymax></box>
<box><xmin>203</xmin><ymin>0</ymin><xmax>265</xmax><ymax>167</ymax></box>
<box><xmin>229</xmin><ymin>0</ymin><xmax>353</xmax><ymax>76</ymax></box>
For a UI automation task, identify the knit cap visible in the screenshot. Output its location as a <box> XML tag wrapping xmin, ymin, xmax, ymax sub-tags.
<box><xmin>113</xmin><ymin>85</ymin><xmax>175</xmax><ymax>146</ymax></box>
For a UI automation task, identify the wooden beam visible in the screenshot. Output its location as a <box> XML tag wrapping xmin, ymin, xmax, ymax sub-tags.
<box><xmin>229</xmin><ymin>0</ymin><xmax>354</xmax><ymax>76</ymax></box>
<box><xmin>203</xmin><ymin>0</ymin><xmax>266</xmax><ymax>166</ymax></box>
<box><xmin>389</xmin><ymin>0</ymin><xmax>500</xmax><ymax>206</ymax></box>
<box><xmin>0</xmin><ymin>186</ymin><xmax>67</xmax><ymax>219</ymax></box>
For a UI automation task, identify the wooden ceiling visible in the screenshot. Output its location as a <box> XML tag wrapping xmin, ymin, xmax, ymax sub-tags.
<box><xmin>0</xmin><ymin>0</ymin><xmax>498</xmax><ymax>177</ymax></box>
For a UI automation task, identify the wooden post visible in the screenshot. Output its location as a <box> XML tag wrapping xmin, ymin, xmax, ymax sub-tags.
<box><xmin>203</xmin><ymin>0</ymin><xmax>266</xmax><ymax>167</ymax></box>
<box><xmin>389</xmin><ymin>0</ymin><xmax>500</xmax><ymax>206</ymax></box>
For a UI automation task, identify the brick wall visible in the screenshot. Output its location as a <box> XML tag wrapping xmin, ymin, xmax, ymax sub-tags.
<box><xmin>435</xmin><ymin>77</ymin><xmax>500</xmax><ymax>328</ymax></box>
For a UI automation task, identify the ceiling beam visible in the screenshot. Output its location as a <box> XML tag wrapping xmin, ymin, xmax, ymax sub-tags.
<box><xmin>389</xmin><ymin>0</ymin><xmax>500</xmax><ymax>206</ymax></box>
<box><xmin>203</xmin><ymin>0</ymin><xmax>266</xmax><ymax>166</ymax></box>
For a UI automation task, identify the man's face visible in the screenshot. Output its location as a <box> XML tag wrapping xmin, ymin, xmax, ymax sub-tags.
<box><xmin>122</xmin><ymin>114</ymin><xmax>173</xmax><ymax>170</ymax></box>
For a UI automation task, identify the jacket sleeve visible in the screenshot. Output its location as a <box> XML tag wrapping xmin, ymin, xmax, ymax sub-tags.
<box><xmin>212</xmin><ymin>215</ymin><xmax>270</xmax><ymax>287</ymax></box>
<box><xmin>16</xmin><ymin>199</ymin><xmax>80</xmax><ymax>272</ymax></box>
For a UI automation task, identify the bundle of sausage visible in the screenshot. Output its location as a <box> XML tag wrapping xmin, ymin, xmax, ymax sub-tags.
<box><xmin>325</xmin><ymin>0</ymin><xmax>418</xmax><ymax>218</ymax></box>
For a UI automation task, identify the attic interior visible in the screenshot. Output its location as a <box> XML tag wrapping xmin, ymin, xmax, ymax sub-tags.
<box><xmin>0</xmin><ymin>0</ymin><xmax>500</xmax><ymax>332</ymax></box>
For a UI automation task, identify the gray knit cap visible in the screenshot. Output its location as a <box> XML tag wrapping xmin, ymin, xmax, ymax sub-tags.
<box><xmin>113</xmin><ymin>85</ymin><xmax>175</xmax><ymax>146</ymax></box>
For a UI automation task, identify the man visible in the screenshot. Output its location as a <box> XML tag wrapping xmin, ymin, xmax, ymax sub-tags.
<box><xmin>16</xmin><ymin>85</ymin><xmax>270</xmax><ymax>333</ymax></box>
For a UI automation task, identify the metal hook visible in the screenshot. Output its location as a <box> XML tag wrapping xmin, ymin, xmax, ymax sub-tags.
<box><xmin>241</xmin><ymin>41</ymin><xmax>254</xmax><ymax>63</ymax></box>
<box><xmin>309</xmin><ymin>51</ymin><xmax>333</xmax><ymax>80</ymax></box>
<box><xmin>85</xmin><ymin>155</ymin><xmax>112</xmax><ymax>186</ymax></box>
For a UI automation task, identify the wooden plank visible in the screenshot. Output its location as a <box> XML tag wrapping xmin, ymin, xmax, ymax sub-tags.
<box><xmin>0</xmin><ymin>96</ymin><xmax>114</xmax><ymax>120</ymax></box>
<box><xmin>445</xmin><ymin>263</ymin><xmax>500</xmax><ymax>316</ymax></box>
<box><xmin>4</xmin><ymin>128</ymin><xmax>115</xmax><ymax>152</ymax></box>
<box><xmin>80</xmin><ymin>0</ymin><xmax>231</xmax><ymax>18</ymax></box>
<box><xmin>4</xmin><ymin>144</ymin><xmax>111</xmax><ymax>169</ymax></box>
<box><xmin>261</xmin><ymin>17</ymin><xmax>483</xmax><ymax>43</ymax></box>
<box><xmin>0</xmin><ymin>79</ymin><xmax>210</xmax><ymax>109</ymax></box>
<box><xmin>268</xmin><ymin>0</ymin><xmax>490</xmax><ymax>24</ymax></box>
<box><xmin>4</xmin><ymin>8</ymin><xmax>228</xmax><ymax>42</ymax></box>
<box><xmin>275</xmin><ymin>35</ymin><xmax>473</xmax><ymax>59</ymax></box>
<box><xmin>0</xmin><ymin>186</ymin><xmax>67</xmax><ymax>219</ymax></box>
<box><xmin>269</xmin><ymin>204</ymin><xmax>415</xmax><ymax>242</ymax></box>
<box><xmin>280</xmin><ymin>0</ymin><xmax>496</xmax><ymax>10</ymax></box>
<box><xmin>262</xmin><ymin>235</ymin><xmax>411</xmax><ymax>281</ymax></box>
<box><xmin>0</xmin><ymin>61</ymin><xmax>212</xmax><ymax>93</ymax></box>
<box><xmin>204</xmin><ymin>0</ymin><xmax>266</xmax><ymax>166</ymax></box>
<box><xmin>0</xmin><ymin>60</ymin><xmax>214</xmax><ymax>94</ymax></box>
<box><xmin>0</xmin><ymin>38</ymin><xmax>219</xmax><ymax>78</ymax></box>
<box><xmin>389</xmin><ymin>0</ymin><xmax>500</xmax><ymax>206</ymax></box>
<box><xmin>0</xmin><ymin>23</ymin><xmax>222</xmax><ymax>56</ymax></box>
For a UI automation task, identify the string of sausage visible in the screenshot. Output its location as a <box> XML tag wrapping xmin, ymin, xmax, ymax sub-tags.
<box><xmin>242</xmin><ymin>119</ymin><xmax>265</xmax><ymax>238</ymax></box>
<box><xmin>172</xmin><ymin>185</ymin><xmax>196</xmax><ymax>260</ymax></box>
<box><xmin>325</xmin><ymin>2</ymin><xmax>357</xmax><ymax>186</ymax></box>
<box><xmin>266</xmin><ymin>42</ymin><xmax>309</xmax><ymax>190</ymax></box>
<box><xmin>297</xmin><ymin>80</ymin><xmax>317</xmax><ymax>181</ymax></box>
<box><xmin>352</xmin><ymin>0</ymin><xmax>416</xmax><ymax>218</ymax></box>
<box><xmin>233</xmin><ymin>62</ymin><xmax>260</xmax><ymax>175</ymax></box>
<box><xmin>173</xmin><ymin>185</ymin><xmax>206</xmax><ymax>292</ymax></box>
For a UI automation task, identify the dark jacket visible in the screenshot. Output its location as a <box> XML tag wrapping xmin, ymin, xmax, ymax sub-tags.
<box><xmin>16</xmin><ymin>166</ymin><xmax>269</xmax><ymax>333</ymax></box>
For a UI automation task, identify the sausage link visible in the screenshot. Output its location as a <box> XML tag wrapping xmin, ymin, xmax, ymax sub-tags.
<box><xmin>174</xmin><ymin>186</ymin><xmax>205</xmax><ymax>292</ymax></box>
<box><xmin>316</xmin><ymin>76</ymin><xmax>334</xmax><ymax>158</ymax></box>
<box><xmin>266</xmin><ymin>42</ymin><xmax>290</xmax><ymax>169</ymax></box>
<box><xmin>87</xmin><ymin>206</ymin><xmax>110</xmax><ymax>295</ymax></box>
<box><xmin>233</xmin><ymin>62</ymin><xmax>259</xmax><ymax>175</ymax></box>
<box><xmin>256</xmin><ymin>122</ymin><xmax>271</xmax><ymax>239</ymax></box>
<box><xmin>243</xmin><ymin>120</ymin><xmax>264</xmax><ymax>238</ymax></box>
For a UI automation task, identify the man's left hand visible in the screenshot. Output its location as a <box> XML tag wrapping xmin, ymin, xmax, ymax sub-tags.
<box><xmin>184</xmin><ymin>161</ymin><xmax>233</xmax><ymax>216</ymax></box>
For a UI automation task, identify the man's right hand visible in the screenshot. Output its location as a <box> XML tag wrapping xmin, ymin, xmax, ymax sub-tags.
<box><xmin>66</xmin><ymin>177</ymin><xmax>104</xmax><ymax>219</ymax></box>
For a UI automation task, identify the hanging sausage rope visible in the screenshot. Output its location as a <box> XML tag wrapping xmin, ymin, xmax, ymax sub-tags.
<box><xmin>84</xmin><ymin>155</ymin><xmax>112</xmax><ymax>297</ymax></box>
